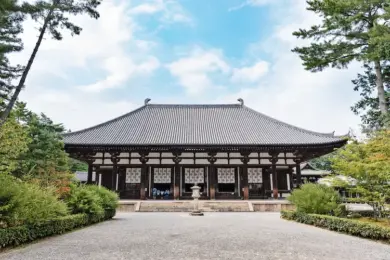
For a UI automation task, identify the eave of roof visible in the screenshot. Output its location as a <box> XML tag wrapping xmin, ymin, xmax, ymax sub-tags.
<box><xmin>63</xmin><ymin>103</ymin><xmax>347</xmax><ymax>147</ymax></box>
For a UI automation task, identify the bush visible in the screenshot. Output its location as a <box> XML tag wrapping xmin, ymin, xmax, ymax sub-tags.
<box><xmin>287</xmin><ymin>183</ymin><xmax>340</xmax><ymax>214</ymax></box>
<box><xmin>0</xmin><ymin>214</ymin><xmax>88</xmax><ymax>249</ymax></box>
<box><xmin>65</xmin><ymin>184</ymin><xmax>104</xmax><ymax>217</ymax></box>
<box><xmin>281</xmin><ymin>211</ymin><xmax>390</xmax><ymax>243</ymax></box>
<box><xmin>85</xmin><ymin>185</ymin><xmax>118</xmax><ymax>211</ymax></box>
<box><xmin>0</xmin><ymin>174</ymin><xmax>68</xmax><ymax>228</ymax></box>
<box><xmin>65</xmin><ymin>184</ymin><xmax>118</xmax><ymax>222</ymax></box>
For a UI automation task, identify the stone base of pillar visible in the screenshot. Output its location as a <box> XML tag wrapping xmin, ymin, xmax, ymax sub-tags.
<box><xmin>190</xmin><ymin>211</ymin><xmax>204</xmax><ymax>216</ymax></box>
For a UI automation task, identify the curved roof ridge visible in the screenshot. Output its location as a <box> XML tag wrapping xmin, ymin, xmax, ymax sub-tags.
<box><xmin>63</xmin><ymin>105</ymin><xmax>147</xmax><ymax>136</ymax></box>
<box><xmin>242</xmin><ymin>105</ymin><xmax>339</xmax><ymax>138</ymax></box>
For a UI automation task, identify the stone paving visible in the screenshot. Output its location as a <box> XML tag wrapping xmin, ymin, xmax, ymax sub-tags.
<box><xmin>1</xmin><ymin>213</ymin><xmax>389</xmax><ymax>260</ymax></box>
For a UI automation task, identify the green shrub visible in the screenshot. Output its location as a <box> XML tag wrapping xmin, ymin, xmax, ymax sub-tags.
<box><xmin>0</xmin><ymin>214</ymin><xmax>88</xmax><ymax>249</ymax></box>
<box><xmin>85</xmin><ymin>185</ymin><xmax>118</xmax><ymax>211</ymax></box>
<box><xmin>287</xmin><ymin>183</ymin><xmax>340</xmax><ymax>214</ymax></box>
<box><xmin>0</xmin><ymin>174</ymin><xmax>68</xmax><ymax>227</ymax></box>
<box><xmin>281</xmin><ymin>211</ymin><xmax>390</xmax><ymax>243</ymax></box>
<box><xmin>65</xmin><ymin>184</ymin><xmax>104</xmax><ymax>217</ymax></box>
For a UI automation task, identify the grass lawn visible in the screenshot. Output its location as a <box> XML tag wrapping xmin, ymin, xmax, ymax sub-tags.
<box><xmin>358</xmin><ymin>217</ymin><xmax>390</xmax><ymax>228</ymax></box>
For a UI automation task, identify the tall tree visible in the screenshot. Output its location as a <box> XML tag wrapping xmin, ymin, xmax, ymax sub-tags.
<box><xmin>332</xmin><ymin>130</ymin><xmax>390</xmax><ymax>218</ymax></box>
<box><xmin>351</xmin><ymin>63</ymin><xmax>390</xmax><ymax>131</ymax></box>
<box><xmin>0</xmin><ymin>0</ymin><xmax>101</xmax><ymax>127</ymax></box>
<box><xmin>292</xmin><ymin>0</ymin><xmax>390</xmax><ymax>117</ymax></box>
<box><xmin>0</xmin><ymin>113</ymin><xmax>30</xmax><ymax>174</ymax></box>
<box><xmin>0</xmin><ymin>0</ymin><xmax>24</xmax><ymax>111</ymax></box>
<box><xmin>14</xmin><ymin>102</ymin><xmax>69</xmax><ymax>177</ymax></box>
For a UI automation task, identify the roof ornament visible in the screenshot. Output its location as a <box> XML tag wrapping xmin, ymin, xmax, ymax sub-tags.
<box><xmin>144</xmin><ymin>98</ymin><xmax>151</xmax><ymax>105</ymax></box>
<box><xmin>237</xmin><ymin>98</ymin><xmax>244</xmax><ymax>106</ymax></box>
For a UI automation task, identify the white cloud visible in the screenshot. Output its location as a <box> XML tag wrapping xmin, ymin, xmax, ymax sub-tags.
<box><xmin>12</xmin><ymin>0</ymin><xmax>160</xmax><ymax>127</ymax></box>
<box><xmin>229</xmin><ymin>0</ymin><xmax>276</xmax><ymax>11</ymax></box>
<box><xmin>80</xmin><ymin>56</ymin><xmax>160</xmax><ymax>92</ymax></box>
<box><xmin>219</xmin><ymin>0</ymin><xmax>361</xmax><ymax>135</ymax></box>
<box><xmin>231</xmin><ymin>61</ymin><xmax>269</xmax><ymax>83</ymax></box>
<box><xmin>22</xmin><ymin>89</ymin><xmax>138</xmax><ymax>131</ymax></box>
<box><xmin>130</xmin><ymin>2</ymin><xmax>162</xmax><ymax>14</ymax></box>
<box><xmin>166</xmin><ymin>47</ymin><xmax>230</xmax><ymax>95</ymax></box>
<box><xmin>130</xmin><ymin>0</ymin><xmax>192</xmax><ymax>24</ymax></box>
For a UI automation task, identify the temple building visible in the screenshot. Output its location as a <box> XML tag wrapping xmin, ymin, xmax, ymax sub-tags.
<box><xmin>63</xmin><ymin>99</ymin><xmax>346</xmax><ymax>200</ymax></box>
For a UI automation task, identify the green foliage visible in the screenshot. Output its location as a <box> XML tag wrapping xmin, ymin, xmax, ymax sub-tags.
<box><xmin>0</xmin><ymin>115</ymin><xmax>30</xmax><ymax>174</ymax></box>
<box><xmin>65</xmin><ymin>184</ymin><xmax>104</xmax><ymax>217</ymax></box>
<box><xmin>85</xmin><ymin>185</ymin><xmax>118</xmax><ymax>211</ymax></box>
<box><xmin>14</xmin><ymin>102</ymin><xmax>69</xmax><ymax>176</ymax></box>
<box><xmin>10</xmin><ymin>102</ymin><xmax>73</xmax><ymax>195</ymax></box>
<box><xmin>0</xmin><ymin>0</ymin><xmax>24</xmax><ymax>111</ymax></box>
<box><xmin>68</xmin><ymin>158</ymin><xmax>88</xmax><ymax>172</ymax></box>
<box><xmin>0</xmin><ymin>173</ymin><xmax>68</xmax><ymax>228</ymax></box>
<box><xmin>293</xmin><ymin>0</ymin><xmax>390</xmax><ymax>115</ymax></box>
<box><xmin>287</xmin><ymin>183</ymin><xmax>341</xmax><ymax>214</ymax></box>
<box><xmin>351</xmin><ymin>63</ymin><xmax>390</xmax><ymax>131</ymax></box>
<box><xmin>0</xmin><ymin>214</ymin><xmax>88</xmax><ymax>249</ymax></box>
<box><xmin>281</xmin><ymin>210</ymin><xmax>390</xmax><ymax>243</ymax></box>
<box><xmin>332</xmin><ymin>130</ymin><xmax>390</xmax><ymax>218</ymax></box>
<box><xmin>308</xmin><ymin>151</ymin><xmax>340</xmax><ymax>171</ymax></box>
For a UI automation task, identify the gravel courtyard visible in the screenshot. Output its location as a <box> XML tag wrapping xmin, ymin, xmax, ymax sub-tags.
<box><xmin>1</xmin><ymin>213</ymin><xmax>389</xmax><ymax>260</ymax></box>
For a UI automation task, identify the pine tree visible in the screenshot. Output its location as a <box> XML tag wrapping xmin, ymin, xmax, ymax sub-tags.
<box><xmin>0</xmin><ymin>0</ymin><xmax>101</xmax><ymax>127</ymax></box>
<box><xmin>351</xmin><ymin>63</ymin><xmax>390</xmax><ymax>131</ymax></box>
<box><xmin>293</xmin><ymin>0</ymin><xmax>390</xmax><ymax>117</ymax></box>
<box><xmin>0</xmin><ymin>0</ymin><xmax>24</xmax><ymax>111</ymax></box>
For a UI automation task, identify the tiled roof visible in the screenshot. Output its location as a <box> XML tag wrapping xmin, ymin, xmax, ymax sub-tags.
<box><xmin>63</xmin><ymin>104</ymin><xmax>345</xmax><ymax>146</ymax></box>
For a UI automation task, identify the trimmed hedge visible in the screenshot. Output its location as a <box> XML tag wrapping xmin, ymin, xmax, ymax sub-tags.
<box><xmin>0</xmin><ymin>210</ymin><xmax>116</xmax><ymax>249</ymax></box>
<box><xmin>281</xmin><ymin>210</ymin><xmax>390</xmax><ymax>243</ymax></box>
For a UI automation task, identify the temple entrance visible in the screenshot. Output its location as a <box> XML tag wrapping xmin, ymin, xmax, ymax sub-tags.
<box><xmin>181</xmin><ymin>167</ymin><xmax>208</xmax><ymax>199</ymax></box>
<box><xmin>151</xmin><ymin>167</ymin><xmax>173</xmax><ymax>199</ymax></box>
<box><xmin>248</xmin><ymin>168</ymin><xmax>266</xmax><ymax>199</ymax></box>
<box><xmin>120</xmin><ymin>167</ymin><xmax>141</xmax><ymax>199</ymax></box>
<box><xmin>216</xmin><ymin>167</ymin><xmax>239</xmax><ymax>199</ymax></box>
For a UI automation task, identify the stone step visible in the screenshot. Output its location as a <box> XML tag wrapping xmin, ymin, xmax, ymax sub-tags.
<box><xmin>138</xmin><ymin>201</ymin><xmax>251</xmax><ymax>212</ymax></box>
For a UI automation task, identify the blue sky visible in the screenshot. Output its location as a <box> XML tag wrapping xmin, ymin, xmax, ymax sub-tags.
<box><xmin>13</xmin><ymin>0</ymin><xmax>362</xmax><ymax>135</ymax></box>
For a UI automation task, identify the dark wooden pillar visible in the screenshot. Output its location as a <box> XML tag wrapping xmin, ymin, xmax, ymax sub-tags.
<box><xmin>294</xmin><ymin>158</ymin><xmax>302</xmax><ymax>188</ymax></box>
<box><xmin>172</xmin><ymin>151</ymin><xmax>182</xmax><ymax>200</ymax></box>
<box><xmin>207</xmin><ymin>152</ymin><xmax>217</xmax><ymax>200</ymax></box>
<box><xmin>87</xmin><ymin>163</ymin><xmax>93</xmax><ymax>184</ymax></box>
<box><xmin>110</xmin><ymin>152</ymin><xmax>120</xmax><ymax>191</ymax></box>
<box><xmin>139</xmin><ymin>151</ymin><xmax>149</xmax><ymax>200</ymax></box>
<box><xmin>269</xmin><ymin>151</ymin><xmax>279</xmax><ymax>199</ymax></box>
<box><xmin>240</xmin><ymin>152</ymin><xmax>250</xmax><ymax>200</ymax></box>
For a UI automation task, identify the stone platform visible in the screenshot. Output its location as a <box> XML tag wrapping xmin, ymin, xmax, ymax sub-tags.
<box><xmin>118</xmin><ymin>200</ymin><xmax>295</xmax><ymax>212</ymax></box>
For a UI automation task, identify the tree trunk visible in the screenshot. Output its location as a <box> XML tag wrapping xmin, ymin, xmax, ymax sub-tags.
<box><xmin>0</xmin><ymin>8</ymin><xmax>54</xmax><ymax>127</ymax></box>
<box><xmin>374</xmin><ymin>60</ymin><xmax>389</xmax><ymax>115</ymax></box>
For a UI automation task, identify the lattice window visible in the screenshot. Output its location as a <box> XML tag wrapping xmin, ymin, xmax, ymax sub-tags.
<box><xmin>217</xmin><ymin>168</ymin><xmax>235</xmax><ymax>183</ymax></box>
<box><xmin>153</xmin><ymin>168</ymin><xmax>172</xmax><ymax>183</ymax></box>
<box><xmin>248</xmin><ymin>168</ymin><xmax>263</xmax><ymax>183</ymax></box>
<box><xmin>126</xmin><ymin>168</ymin><xmax>141</xmax><ymax>183</ymax></box>
<box><xmin>184</xmin><ymin>168</ymin><xmax>204</xmax><ymax>183</ymax></box>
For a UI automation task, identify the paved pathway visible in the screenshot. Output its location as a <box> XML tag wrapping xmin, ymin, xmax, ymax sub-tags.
<box><xmin>1</xmin><ymin>213</ymin><xmax>389</xmax><ymax>260</ymax></box>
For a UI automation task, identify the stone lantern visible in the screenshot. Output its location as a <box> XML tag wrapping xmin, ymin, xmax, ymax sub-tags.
<box><xmin>190</xmin><ymin>183</ymin><xmax>203</xmax><ymax>216</ymax></box>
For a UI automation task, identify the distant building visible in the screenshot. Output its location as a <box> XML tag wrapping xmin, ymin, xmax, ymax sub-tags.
<box><xmin>74</xmin><ymin>171</ymin><xmax>96</xmax><ymax>183</ymax></box>
<box><xmin>294</xmin><ymin>162</ymin><xmax>331</xmax><ymax>185</ymax></box>
<box><xmin>63</xmin><ymin>99</ymin><xmax>346</xmax><ymax>200</ymax></box>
